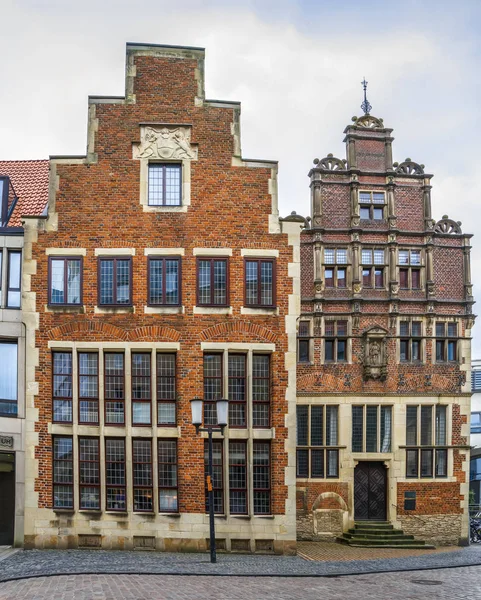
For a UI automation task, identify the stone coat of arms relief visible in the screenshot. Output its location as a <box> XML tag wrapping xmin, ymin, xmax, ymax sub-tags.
<box><xmin>133</xmin><ymin>126</ymin><xmax>198</xmax><ymax>161</ymax></box>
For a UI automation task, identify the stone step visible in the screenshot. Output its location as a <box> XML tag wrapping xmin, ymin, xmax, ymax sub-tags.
<box><xmin>345</xmin><ymin>531</ymin><xmax>414</xmax><ymax>541</ymax></box>
<box><xmin>348</xmin><ymin>528</ymin><xmax>406</xmax><ymax>536</ymax></box>
<box><xmin>337</xmin><ymin>535</ymin><xmax>432</xmax><ymax>548</ymax></box>
<box><xmin>354</xmin><ymin>522</ymin><xmax>393</xmax><ymax>529</ymax></box>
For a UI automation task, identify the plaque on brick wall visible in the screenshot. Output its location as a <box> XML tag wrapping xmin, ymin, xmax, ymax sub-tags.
<box><xmin>0</xmin><ymin>435</ymin><xmax>14</xmax><ymax>449</ymax></box>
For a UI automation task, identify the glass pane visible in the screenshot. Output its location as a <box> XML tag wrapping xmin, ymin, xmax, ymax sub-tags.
<box><xmin>198</xmin><ymin>260</ymin><xmax>211</xmax><ymax>304</ymax></box>
<box><xmin>53</xmin><ymin>400</ymin><xmax>72</xmax><ymax>422</ymax></box>
<box><xmin>372</xmin><ymin>192</ymin><xmax>385</xmax><ymax>204</ymax></box>
<box><xmin>116</xmin><ymin>260</ymin><xmax>130</xmax><ymax>304</ymax></box>
<box><xmin>296</xmin><ymin>449</ymin><xmax>308</xmax><ymax>477</ymax></box>
<box><xmin>361</xmin><ymin>249</ymin><xmax>372</xmax><ymax>264</ymax></box>
<box><xmin>158</xmin><ymin>402</ymin><xmax>176</xmax><ymax>425</ymax></box>
<box><xmin>311</xmin><ymin>449</ymin><xmax>324</xmax><ymax>477</ymax></box>
<box><xmin>373</xmin><ymin>207</ymin><xmax>383</xmax><ymax>220</ymax></box>
<box><xmin>359</xmin><ymin>192</ymin><xmax>371</xmax><ymax>203</ymax></box>
<box><xmin>326</xmin><ymin>406</ymin><xmax>338</xmax><ymax>446</ymax></box>
<box><xmin>79</xmin><ymin>400</ymin><xmax>98</xmax><ymax>423</ymax></box>
<box><xmin>165</xmin><ymin>165</ymin><xmax>181</xmax><ymax>206</ymax></box>
<box><xmin>363</xmin><ymin>269</ymin><xmax>371</xmax><ymax>287</ymax></box>
<box><xmin>324</xmin><ymin>268</ymin><xmax>334</xmax><ymax>287</ymax></box>
<box><xmin>165</xmin><ymin>259</ymin><xmax>179</xmax><ymax>304</ymax></box>
<box><xmin>260</xmin><ymin>261</ymin><xmax>273</xmax><ymax>305</ymax></box>
<box><xmin>406</xmin><ymin>449</ymin><xmax>418</xmax><ymax>477</ymax></box>
<box><xmin>148</xmin><ymin>164</ymin><xmax>164</xmax><ymax>205</ymax></box>
<box><xmin>400</xmin><ymin>340</ymin><xmax>408</xmax><ymax>362</ymax></box>
<box><xmin>50</xmin><ymin>259</ymin><xmax>65</xmax><ymax>303</ymax></box>
<box><xmin>133</xmin><ymin>402</ymin><xmax>150</xmax><ymax>424</ymax></box>
<box><xmin>373</xmin><ymin>250</ymin><xmax>384</xmax><ymax>265</ymax></box>
<box><xmin>436</xmin><ymin>322</ymin><xmax>445</xmax><ymax>337</ymax></box>
<box><xmin>336</xmin><ymin>249</ymin><xmax>347</xmax><ymax>264</ymax></box>
<box><xmin>324</xmin><ymin>249</ymin><xmax>335</xmax><ymax>264</ymax></box>
<box><xmin>447</xmin><ymin>341</ymin><xmax>457</xmax><ymax>361</ymax></box>
<box><xmin>447</xmin><ymin>322</ymin><xmax>458</xmax><ymax>337</ymax></box>
<box><xmin>435</xmin><ymin>449</ymin><xmax>447</xmax><ymax>477</ymax></box>
<box><xmin>421</xmin><ymin>406</ymin><xmax>433</xmax><ymax>445</ymax></box>
<box><xmin>411</xmin><ymin>269</ymin><xmax>420</xmax><ymax>289</ymax></box>
<box><xmin>310</xmin><ymin>405</ymin><xmax>323</xmax><ymax>446</ymax></box>
<box><xmin>0</xmin><ymin>343</ymin><xmax>17</xmax><ymax>402</ymax></box>
<box><xmin>213</xmin><ymin>260</ymin><xmax>226</xmax><ymax>305</ymax></box>
<box><xmin>149</xmin><ymin>259</ymin><xmax>163</xmax><ymax>304</ymax></box>
<box><xmin>352</xmin><ymin>406</ymin><xmax>363</xmax><ymax>452</ymax></box>
<box><xmin>298</xmin><ymin>340</ymin><xmax>309</xmax><ymax>363</ymax></box>
<box><xmin>8</xmin><ymin>252</ymin><xmax>21</xmax><ymax>288</ymax></box>
<box><xmin>380</xmin><ymin>406</ymin><xmax>392</xmax><ymax>452</ymax></box>
<box><xmin>410</xmin><ymin>250</ymin><xmax>421</xmax><ymax>265</ymax></box>
<box><xmin>399</xmin><ymin>269</ymin><xmax>408</xmax><ymax>288</ymax></box>
<box><xmin>337</xmin><ymin>340</ymin><xmax>346</xmax><ymax>361</ymax></box>
<box><xmin>406</xmin><ymin>406</ymin><xmax>418</xmax><ymax>446</ymax></box>
<box><xmin>336</xmin><ymin>269</ymin><xmax>346</xmax><ymax>288</ymax></box>
<box><xmin>324</xmin><ymin>340</ymin><xmax>334</xmax><ymax>361</ymax></box>
<box><xmin>399</xmin><ymin>251</ymin><xmax>409</xmax><ymax>265</ymax></box>
<box><xmin>436</xmin><ymin>340</ymin><xmax>445</xmax><ymax>362</ymax></box>
<box><xmin>360</xmin><ymin>207</ymin><xmax>370</xmax><ymax>219</ymax></box>
<box><xmin>411</xmin><ymin>321</ymin><xmax>422</xmax><ymax>337</ymax></box>
<box><xmin>436</xmin><ymin>405</ymin><xmax>447</xmax><ymax>445</ymax></box>
<box><xmin>327</xmin><ymin>449</ymin><xmax>339</xmax><ymax>477</ymax></box>
<box><xmin>421</xmin><ymin>449</ymin><xmax>433</xmax><ymax>477</ymax></box>
<box><xmin>297</xmin><ymin>406</ymin><xmax>308</xmax><ymax>446</ymax></box>
<box><xmin>159</xmin><ymin>489</ymin><xmax>178</xmax><ymax>512</ymax></box>
<box><xmin>67</xmin><ymin>260</ymin><xmax>81</xmax><ymax>303</ymax></box>
<box><xmin>374</xmin><ymin>269</ymin><xmax>384</xmax><ymax>287</ymax></box>
<box><xmin>100</xmin><ymin>260</ymin><xmax>114</xmax><ymax>304</ymax></box>
<box><xmin>366</xmin><ymin>406</ymin><xmax>378</xmax><ymax>452</ymax></box>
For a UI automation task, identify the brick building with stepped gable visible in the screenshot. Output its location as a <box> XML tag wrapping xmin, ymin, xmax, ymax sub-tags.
<box><xmin>22</xmin><ymin>43</ymin><xmax>300</xmax><ymax>554</ymax></box>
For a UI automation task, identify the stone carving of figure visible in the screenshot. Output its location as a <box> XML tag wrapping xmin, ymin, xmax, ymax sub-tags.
<box><xmin>137</xmin><ymin>127</ymin><xmax>196</xmax><ymax>160</ymax></box>
<box><xmin>369</xmin><ymin>341</ymin><xmax>381</xmax><ymax>365</ymax></box>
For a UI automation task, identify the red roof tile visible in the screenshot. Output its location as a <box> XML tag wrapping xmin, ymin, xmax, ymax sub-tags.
<box><xmin>0</xmin><ymin>160</ymin><xmax>49</xmax><ymax>227</ymax></box>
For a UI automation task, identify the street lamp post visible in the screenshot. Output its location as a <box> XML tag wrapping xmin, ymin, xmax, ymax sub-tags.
<box><xmin>190</xmin><ymin>397</ymin><xmax>229</xmax><ymax>564</ymax></box>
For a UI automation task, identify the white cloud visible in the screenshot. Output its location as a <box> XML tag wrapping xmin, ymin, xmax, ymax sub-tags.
<box><xmin>1</xmin><ymin>2</ymin><xmax>479</xmax><ymax>352</ymax></box>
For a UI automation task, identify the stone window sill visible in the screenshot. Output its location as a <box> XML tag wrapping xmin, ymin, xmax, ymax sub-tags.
<box><xmin>144</xmin><ymin>305</ymin><xmax>185</xmax><ymax>315</ymax></box>
<box><xmin>53</xmin><ymin>509</ymin><xmax>75</xmax><ymax>514</ymax></box>
<box><xmin>193</xmin><ymin>306</ymin><xmax>232</xmax><ymax>315</ymax></box>
<box><xmin>46</xmin><ymin>305</ymin><xmax>86</xmax><ymax>314</ymax></box>
<box><xmin>159</xmin><ymin>512</ymin><xmax>181</xmax><ymax>518</ymax></box>
<box><xmin>240</xmin><ymin>306</ymin><xmax>279</xmax><ymax>316</ymax></box>
<box><xmin>94</xmin><ymin>306</ymin><xmax>135</xmax><ymax>314</ymax></box>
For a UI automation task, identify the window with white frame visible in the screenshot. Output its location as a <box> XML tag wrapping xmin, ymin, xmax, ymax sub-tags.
<box><xmin>435</xmin><ymin>322</ymin><xmax>458</xmax><ymax>362</ymax></box>
<box><xmin>399</xmin><ymin>250</ymin><xmax>422</xmax><ymax>290</ymax></box>
<box><xmin>361</xmin><ymin>248</ymin><xmax>385</xmax><ymax>288</ymax></box>
<box><xmin>400</xmin><ymin>321</ymin><xmax>423</xmax><ymax>362</ymax></box>
<box><xmin>324</xmin><ymin>320</ymin><xmax>348</xmax><ymax>362</ymax></box>
<box><xmin>324</xmin><ymin>248</ymin><xmax>348</xmax><ymax>289</ymax></box>
<box><xmin>406</xmin><ymin>405</ymin><xmax>448</xmax><ymax>478</ymax></box>
<box><xmin>148</xmin><ymin>163</ymin><xmax>182</xmax><ymax>206</ymax></box>
<box><xmin>359</xmin><ymin>191</ymin><xmax>386</xmax><ymax>220</ymax></box>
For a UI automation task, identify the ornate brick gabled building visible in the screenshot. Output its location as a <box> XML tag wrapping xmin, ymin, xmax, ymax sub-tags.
<box><xmin>22</xmin><ymin>43</ymin><xmax>299</xmax><ymax>553</ymax></box>
<box><xmin>296</xmin><ymin>110</ymin><xmax>475</xmax><ymax>546</ymax></box>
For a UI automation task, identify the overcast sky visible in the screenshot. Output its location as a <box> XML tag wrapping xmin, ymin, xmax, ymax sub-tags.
<box><xmin>2</xmin><ymin>0</ymin><xmax>480</xmax><ymax>355</ymax></box>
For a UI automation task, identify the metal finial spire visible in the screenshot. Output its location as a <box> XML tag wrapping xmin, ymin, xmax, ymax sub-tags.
<box><xmin>361</xmin><ymin>78</ymin><xmax>372</xmax><ymax>115</ymax></box>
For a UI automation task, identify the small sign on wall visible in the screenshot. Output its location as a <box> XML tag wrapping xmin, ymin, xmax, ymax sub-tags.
<box><xmin>404</xmin><ymin>491</ymin><xmax>416</xmax><ymax>511</ymax></box>
<box><xmin>0</xmin><ymin>435</ymin><xmax>14</xmax><ymax>449</ymax></box>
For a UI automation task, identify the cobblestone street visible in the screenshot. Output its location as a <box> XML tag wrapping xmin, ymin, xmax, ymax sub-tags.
<box><xmin>1</xmin><ymin>567</ymin><xmax>481</xmax><ymax>600</ymax></box>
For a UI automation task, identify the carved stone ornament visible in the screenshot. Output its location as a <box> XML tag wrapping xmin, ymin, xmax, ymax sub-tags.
<box><xmin>134</xmin><ymin>126</ymin><xmax>198</xmax><ymax>160</ymax></box>
<box><xmin>314</xmin><ymin>216</ymin><xmax>322</xmax><ymax>226</ymax></box>
<box><xmin>0</xmin><ymin>435</ymin><xmax>14</xmax><ymax>449</ymax></box>
<box><xmin>314</xmin><ymin>302</ymin><xmax>323</xmax><ymax>313</ymax></box>
<box><xmin>390</xmin><ymin>283</ymin><xmax>399</xmax><ymax>296</ymax></box>
<box><xmin>317</xmin><ymin>154</ymin><xmax>347</xmax><ymax>171</ymax></box>
<box><xmin>353</xmin><ymin>282</ymin><xmax>362</xmax><ymax>294</ymax></box>
<box><xmin>389</xmin><ymin>217</ymin><xmax>397</xmax><ymax>229</ymax></box>
<box><xmin>434</xmin><ymin>216</ymin><xmax>462</xmax><ymax>235</ymax></box>
<box><xmin>315</xmin><ymin>283</ymin><xmax>323</xmax><ymax>294</ymax></box>
<box><xmin>389</xmin><ymin>233</ymin><xmax>396</xmax><ymax>243</ymax></box>
<box><xmin>361</xmin><ymin>327</ymin><xmax>388</xmax><ymax>381</ymax></box>
<box><xmin>354</xmin><ymin>115</ymin><xmax>384</xmax><ymax>129</ymax></box>
<box><xmin>353</xmin><ymin>301</ymin><xmax>361</xmax><ymax>313</ymax></box>
<box><xmin>314</xmin><ymin>232</ymin><xmax>322</xmax><ymax>242</ymax></box>
<box><xmin>351</xmin><ymin>216</ymin><xmax>360</xmax><ymax>227</ymax></box>
<box><xmin>427</xmin><ymin>281</ymin><xmax>435</xmax><ymax>296</ymax></box>
<box><xmin>353</xmin><ymin>315</ymin><xmax>360</xmax><ymax>329</ymax></box>
<box><xmin>352</xmin><ymin>232</ymin><xmax>360</xmax><ymax>242</ymax></box>
<box><xmin>390</xmin><ymin>301</ymin><xmax>399</xmax><ymax>314</ymax></box>
<box><xmin>395</xmin><ymin>161</ymin><xmax>424</xmax><ymax>176</ymax></box>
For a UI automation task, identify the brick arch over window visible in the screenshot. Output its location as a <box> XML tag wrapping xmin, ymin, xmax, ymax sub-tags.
<box><xmin>128</xmin><ymin>325</ymin><xmax>181</xmax><ymax>342</ymax></box>
<box><xmin>199</xmin><ymin>321</ymin><xmax>278</xmax><ymax>343</ymax></box>
<box><xmin>312</xmin><ymin>492</ymin><xmax>348</xmax><ymax>512</ymax></box>
<box><xmin>46</xmin><ymin>320</ymin><xmax>128</xmax><ymax>340</ymax></box>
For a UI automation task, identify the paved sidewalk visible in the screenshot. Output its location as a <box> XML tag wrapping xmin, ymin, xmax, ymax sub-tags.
<box><xmin>2</xmin><ymin>567</ymin><xmax>481</xmax><ymax>600</ymax></box>
<box><xmin>1</xmin><ymin>544</ymin><xmax>481</xmax><ymax>582</ymax></box>
<box><xmin>297</xmin><ymin>541</ymin><xmax>460</xmax><ymax>561</ymax></box>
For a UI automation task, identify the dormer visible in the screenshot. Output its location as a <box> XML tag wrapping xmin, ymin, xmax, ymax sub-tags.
<box><xmin>0</xmin><ymin>176</ymin><xmax>18</xmax><ymax>228</ymax></box>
